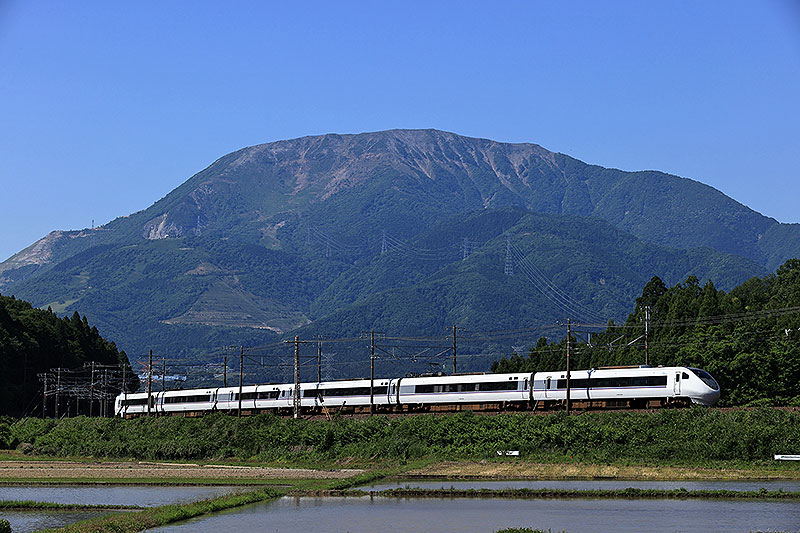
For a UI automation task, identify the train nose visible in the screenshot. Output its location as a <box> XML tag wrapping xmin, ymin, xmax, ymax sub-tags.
<box><xmin>695</xmin><ymin>387</ymin><xmax>720</xmax><ymax>406</ymax></box>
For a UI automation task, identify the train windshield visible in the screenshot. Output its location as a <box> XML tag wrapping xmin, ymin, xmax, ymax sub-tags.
<box><xmin>688</xmin><ymin>368</ymin><xmax>719</xmax><ymax>390</ymax></box>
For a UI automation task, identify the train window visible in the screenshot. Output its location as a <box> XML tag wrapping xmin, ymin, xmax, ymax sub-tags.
<box><xmin>317</xmin><ymin>386</ymin><xmax>388</xmax><ymax>396</ymax></box>
<box><xmin>477</xmin><ymin>381</ymin><xmax>518</xmax><ymax>391</ymax></box>
<box><xmin>165</xmin><ymin>395</ymin><xmax>210</xmax><ymax>403</ymax></box>
<box><xmin>121</xmin><ymin>397</ymin><xmax>149</xmax><ymax>406</ymax></box>
<box><xmin>555</xmin><ymin>375</ymin><xmax>667</xmax><ymax>389</ymax></box>
<box><xmin>688</xmin><ymin>368</ymin><xmax>719</xmax><ymax>390</ymax></box>
<box><xmin>682</xmin><ymin>372</ymin><xmax>690</xmax><ymax>379</ymax></box>
<box><xmin>233</xmin><ymin>392</ymin><xmax>260</xmax><ymax>401</ymax></box>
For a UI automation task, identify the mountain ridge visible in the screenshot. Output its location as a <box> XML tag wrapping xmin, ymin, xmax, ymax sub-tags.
<box><xmin>1</xmin><ymin>129</ymin><xmax>797</xmax><ymax>367</ymax></box>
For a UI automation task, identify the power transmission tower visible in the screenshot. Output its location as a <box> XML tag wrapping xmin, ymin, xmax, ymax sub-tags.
<box><xmin>462</xmin><ymin>237</ymin><xmax>470</xmax><ymax>261</ymax></box>
<box><xmin>504</xmin><ymin>236</ymin><xmax>514</xmax><ymax>276</ymax></box>
<box><xmin>381</xmin><ymin>229</ymin><xmax>387</xmax><ymax>255</ymax></box>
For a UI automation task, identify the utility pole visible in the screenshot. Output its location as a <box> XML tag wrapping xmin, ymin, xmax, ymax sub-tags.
<box><xmin>147</xmin><ymin>351</ymin><xmax>152</xmax><ymax>417</ymax></box>
<box><xmin>370</xmin><ymin>331</ymin><xmax>375</xmax><ymax>416</ymax></box>
<box><xmin>223</xmin><ymin>356</ymin><xmax>227</xmax><ymax>387</ymax></box>
<box><xmin>452</xmin><ymin>325</ymin><xmax>458</xmax><ymax>374</ymax></box>
<box><xmin>238</xmin><ymin>346</ymin><xmax>244</xmax><ymax>417</ymax></box>
<box><xmin>42</xmin><ymin>373</ymin><xmax>48</xmax><ymax>418</ymax></box>
<box><xmin>90</xmin><ymin>361</ymin><xmax>96</xmax><ymax>417</ymax></box>
<box><xmin>103</xmin><ymin>368</ymin><xmax>108</xmax><ymax>417</ymax></box>
<box><xmin>566</xmin><ymin>319</ymin><xmax>571</xmax><ymax>415</ymax></box>
<box><xmin>644</xmin><ymin>305</ymin><xmax>651</xmax><ymax>366</ymax></box>
<box><xmin>122</xmin><ymin>364</ymin><xmax>127</xmax><ymax>417</ymax></box>
<box><xmin>293</xmin><ymin>336</ymin><xmax>300</xmax><ymax>419</ymax></box>
<box><xmin>55</xmin><ymin>368</ymin><xmax>62</xmax><ymax>419</ymax></box>
<box><xmin>317</xmin><ymin>337</ymin><xmax>322</xmax><ymax>383</ymax></box>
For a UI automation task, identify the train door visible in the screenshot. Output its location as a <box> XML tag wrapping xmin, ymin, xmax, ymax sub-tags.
<box><xmin>673</xmin><ymin>372</ymin><xmax>681</xmax><ymax>396</ymax></box>
<box><xmin>544</xmin><ymin>376</ymin><xmax>552</xmax><ymax>399</ymax></box>
<box><xmin>528</xmin><ymin>374</ymin><xmax>535</xmax><ymax>403</ymax></box>
<box><xmin>388</xmin><ymin>378</ymin><xmax>402</xmax><ymax>406</ymax></box>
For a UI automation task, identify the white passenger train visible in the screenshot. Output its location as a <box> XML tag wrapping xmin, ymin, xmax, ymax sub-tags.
<box><xmin>115</xmin><ymin>365</ymin><xmax>720</xmax><ymax>418</ymax></box>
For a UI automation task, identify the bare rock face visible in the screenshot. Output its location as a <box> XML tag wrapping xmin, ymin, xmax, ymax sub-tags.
<box><xmin>143</xmin><ymin>214</ymin><xmax>182</xmax><ymax>239</ymax></box>
<box><xmin>9</xmin><ymin>230</ymin><xmax>64</xmax><ymax>265</ymax></box>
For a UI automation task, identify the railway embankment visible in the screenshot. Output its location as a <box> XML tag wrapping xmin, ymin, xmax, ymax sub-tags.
<box><xmin>2</xmin><ymin>408</ymin><xmax>800</xmax><ymax>479</ymax></box>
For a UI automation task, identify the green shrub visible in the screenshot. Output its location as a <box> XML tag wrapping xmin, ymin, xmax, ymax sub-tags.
<box><xmin>8</xmin><ymin>408</ymin><xmax>800</xmax><ymax>465</ymax></box>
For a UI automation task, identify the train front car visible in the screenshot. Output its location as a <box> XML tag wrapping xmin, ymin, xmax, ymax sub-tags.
<box><xmin>532</xmin><ymin>365</ymin><xmax>721</xmax><ymax>409</ymax></box>
<box><xmin>681</xmin><ymin>367</ymin><xmax>721</xmax><ymax>406</ymax></box>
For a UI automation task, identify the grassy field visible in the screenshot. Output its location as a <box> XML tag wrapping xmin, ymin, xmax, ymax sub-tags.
<box><xmin>2</xmin><ymin>408</ymin><xmax>799</xmax><ymax>531</ymax></box>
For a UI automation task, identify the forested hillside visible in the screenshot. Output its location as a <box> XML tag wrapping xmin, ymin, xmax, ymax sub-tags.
<box><xmin>0</xmin><ymin>294</ymin><xmax>134</xmax><ymax>416</ymax></box>
<box><xmin>1</xmin><ymin>129</ymin><xmax>798</xmax><ymax>365</ymax></box>
<box><xmin>493</xmin><ymin>259</ymin><xmax>800</xmax><ymax>406</ymax></box>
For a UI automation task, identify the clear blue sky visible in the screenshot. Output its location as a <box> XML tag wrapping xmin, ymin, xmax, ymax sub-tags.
<box><xmin>1</xmin><ymin>0</ymin><xmax>798</xmax><ymax>262</ymax></box>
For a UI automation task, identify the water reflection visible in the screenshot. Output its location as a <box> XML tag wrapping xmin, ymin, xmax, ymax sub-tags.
<box><xmin>0</xmin><ymin>485</ymin><xmax>254</xmax><ymax>533</ymax></box>
<box><xmin>366</xmin><ymin>478</ymin><xmax>800</xmax><ymax>492</ymax></box>
<box><xmin>0</xmin><ymin>485</ymin><xmax>253</xmax><ymax>507</ymax></box>
<box><xmin>150</xmin><ymin>495</ymin><xmax>800</xmax><ymax>533</ymax></box>
<box><xmin>0</xmin><ymin>510</ymin><xmax>109</xmax><ymax>533</ymax></box>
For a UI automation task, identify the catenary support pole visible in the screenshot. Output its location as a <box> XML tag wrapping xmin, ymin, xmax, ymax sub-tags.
<box><xmin>147</xmin><ymin>351</ymin><xmax>152</xmax><ymax>417</ymax></box>
<box><xmin>293</xmin><ymin>336</ymin><xmax>300</xmax><ymax>419</ymax></box>
<box><xmin>317</xmin><ymin>338</ymin><xmax>322</xmax><ymax>383</ymax></box>
<box><xmin>644</xmin><ymin>305</ymin><xmax>651</xmax><ymax>366</ymax></box>
<box><xmin>238</xmin><ymin>346</ymin><xmax>244</xmax><ymax>417</ymax></box>
<box><xmin>566</xmin><ymin>319</ymin><xmax>571</xmax><ymax>415</ymax></box>
<box><xmin>90</xmin><ymin>361</ymin><xmax>96</xmax><ymax>417</ymax></box>
<box><xmin>55</xmin><ymin>368</ymin><xmax>61</xmax><ymax>419</ymax></box>
<box><xmin>370</xmin><ymin>331</ymin><xmax>375</xmax><ymax>416</ymax></box>
<box><xmin>42</xmin><ymin>373</ymin><xmax>47</xmax><ymax>418</ymax></box>
<box><xmin>452</xmin><ymin>325</ymin><xmax>457</xmax><ymax>374</ymax></box>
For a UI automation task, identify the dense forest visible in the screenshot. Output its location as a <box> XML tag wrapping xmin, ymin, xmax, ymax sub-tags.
<box><xmin>0</xmin><ymin>294</ymin><xmax>135</xmax><ymax>416</ymax></box>
<box><xmin>493</xmin><ymin>259</ymin><xmax>800</xmax><ymax>407</ymax></box>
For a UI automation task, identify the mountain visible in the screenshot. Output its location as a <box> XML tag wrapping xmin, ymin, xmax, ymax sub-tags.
<box><xmin>0</xmin><ymin>129</ymin><xmax>795</xmax><ymax>372</ymax></box>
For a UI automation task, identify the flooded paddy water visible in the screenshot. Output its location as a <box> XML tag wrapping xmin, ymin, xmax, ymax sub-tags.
<box><xmin>0</xmin><ymin>485</ymin><xmax>253</xmax><ymax>533</ymax></box>
<box><xmin>3</xmin><ymin>479</ymin><xmax>800</xmax><ymax>532</ymax></box>
<box><xmin>366</xmin><ymin>478</ymin><xmax>800</xmax><ymax>492</ymax></box>
<box><xmin>149</xmin><ymin>493</ymin><xmax>800</xmax><ymax>533</ymax></box>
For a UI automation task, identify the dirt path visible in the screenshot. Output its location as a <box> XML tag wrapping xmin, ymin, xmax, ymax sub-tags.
<box><xmin>0</xmin><ymin>460</ymin><xmax>363</xmax><ymax>482</ymax></box>
<box><xmin>407</xmin><ymin>461</ymin><xmax>800</xmax><ymax>480</ymax></box>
